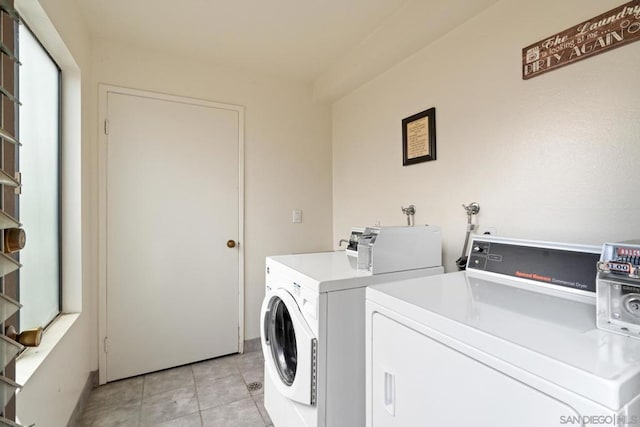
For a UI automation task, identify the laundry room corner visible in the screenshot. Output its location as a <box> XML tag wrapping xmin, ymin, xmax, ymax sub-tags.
<box><xmin>329</xmin><ymin>0</ymin><xmax>640</xmax><ymax>270</ymax></box>
<box><xmin>8</xmin><ymin>0</ymin><xmax>640</xmax><ymax>425</ymax></box>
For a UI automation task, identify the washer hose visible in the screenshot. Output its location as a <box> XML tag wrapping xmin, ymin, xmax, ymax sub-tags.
<box><xmin>456</xmin><ymin>203</ymin><xmax>480</xmax><ymax>270</ymax></box>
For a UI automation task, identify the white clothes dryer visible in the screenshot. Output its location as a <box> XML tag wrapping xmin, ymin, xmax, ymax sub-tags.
<box><xmin>366</xmin><ymin>236</ymin><xmax>640</xmax><ymax>427</ymax></box>
<box><xmin>261</xmin><ymin>250</ymin><xmax>444</xmax><ymax>427</ymax></box>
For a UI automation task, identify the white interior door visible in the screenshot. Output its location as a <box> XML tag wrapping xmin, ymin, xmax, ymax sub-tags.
<box><xmin>102</xmin><ymin>88</ymin><xmax>243</xmax><ymax>382</ymax></box>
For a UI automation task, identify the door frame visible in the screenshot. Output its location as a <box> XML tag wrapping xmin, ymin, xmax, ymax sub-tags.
<box><xmin>97</xmin><ymin>84</ymin><xmax>245</xmax><ymax>384</ymax></box>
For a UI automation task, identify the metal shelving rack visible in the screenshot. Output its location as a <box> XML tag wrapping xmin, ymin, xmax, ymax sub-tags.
<box><xmin>0</xmin><ymin>0</ymin><xmax>21</xmax><ymax>424</ymax></box>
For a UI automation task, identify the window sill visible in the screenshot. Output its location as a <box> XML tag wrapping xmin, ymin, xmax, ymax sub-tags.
<box><xmin>15</xmin><ymin>313</ymin><xmax>80</xmax><ymax>386</ymax></box>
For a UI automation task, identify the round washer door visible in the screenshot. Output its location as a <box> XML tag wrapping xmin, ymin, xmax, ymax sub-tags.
<box><xmin>260</xmin><ymin>287</ymin><xmax>316</xmax><ymax>406</ymax></box>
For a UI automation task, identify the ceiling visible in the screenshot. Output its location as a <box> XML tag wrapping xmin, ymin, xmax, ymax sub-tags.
<box><xmin>77</xmin><ymin>0</ymin><xmax>499</xmax><ymax>99</ymax></box>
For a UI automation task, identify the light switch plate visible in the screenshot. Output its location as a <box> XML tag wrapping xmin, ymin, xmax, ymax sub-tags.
<box><xmin>293</xmin><ymin>209</ymin><xmax>302</xmax><ymax>223</ymax></box>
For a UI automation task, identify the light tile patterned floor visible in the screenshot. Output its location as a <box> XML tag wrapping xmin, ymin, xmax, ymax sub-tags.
<box><xmin>79</xmin><ymin>351</ymin><xmax>271</xmax><ymax>427</ymax></box>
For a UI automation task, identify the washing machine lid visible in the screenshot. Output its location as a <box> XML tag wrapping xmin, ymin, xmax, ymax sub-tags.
<box><xmin>267</xmin><ymin>251</ymin><xmax>443</xmax><ymax>293</ymax></box>
<box><xmin>367</xmin><ymin>271</ymin><xmax>640</xmax><ymax>410</ymax></box>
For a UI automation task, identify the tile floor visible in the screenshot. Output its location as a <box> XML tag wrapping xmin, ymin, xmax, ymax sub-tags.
<box><xmin>79</xmin><ymin>350</ymin><xmax>272</xmax><ymax>427</ymax></box>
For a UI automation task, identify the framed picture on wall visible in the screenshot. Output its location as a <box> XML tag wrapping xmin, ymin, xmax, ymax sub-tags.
<box><xmin>402</xmin><ymin>107</ymin><xmax>436</xmax><ymax>166</ymax></box>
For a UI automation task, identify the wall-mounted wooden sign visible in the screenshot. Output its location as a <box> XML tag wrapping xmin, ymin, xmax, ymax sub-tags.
<box><xmin>523</xmin><ymin>0</ymin><xmax>640</xmax><ymax>79</ymax></box>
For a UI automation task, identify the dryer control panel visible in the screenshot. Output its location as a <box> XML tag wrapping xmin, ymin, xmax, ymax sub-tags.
<box><xmin>467</xmin><ymin>236</ymin><xmax>600</xmax><ymax>294</ymax></box>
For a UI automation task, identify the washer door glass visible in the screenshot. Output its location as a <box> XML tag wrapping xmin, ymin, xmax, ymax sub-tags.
<box><xmin>268</xmin><ymin>296</ymin><xmax>297</xmax><ymax>385</ymax></box>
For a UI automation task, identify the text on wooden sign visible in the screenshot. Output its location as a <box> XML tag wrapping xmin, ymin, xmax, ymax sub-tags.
<box><xmin>523</xmin><ymin>0</ymin><xmax>640</xmax><ymax>79</ymax></box>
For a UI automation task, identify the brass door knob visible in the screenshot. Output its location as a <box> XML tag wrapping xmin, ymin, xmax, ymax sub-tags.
<box><xmin>227</xmin><ymin>240</ymin><xmax>237</xmax><ymax>248</ymax></box>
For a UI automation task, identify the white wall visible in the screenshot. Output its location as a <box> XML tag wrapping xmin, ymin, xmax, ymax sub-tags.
<box><xmin>16</xmin><ymin>0</ymin><xmax>95</xmax><ymax>425</ymax></box>
<box><xmin>332</xmin><ymin>0</ymin><xmax>640</xmax><ymax>271</ymax></box>
<box><xmin>91</xmin><ymin>40</ymin><xmax>333</xmax><ymax>341</ymax></box>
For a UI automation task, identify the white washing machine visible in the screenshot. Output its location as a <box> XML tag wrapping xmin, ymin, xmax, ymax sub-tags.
<box><xmin>261</xmin><ymin>227</ymin><xmax>443</xmax><ymax>427</ymax></box>
<box><xmin>366</xmin><ymin>236</ymin><xmax>640</xmax><ymax>427</ymax></box>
